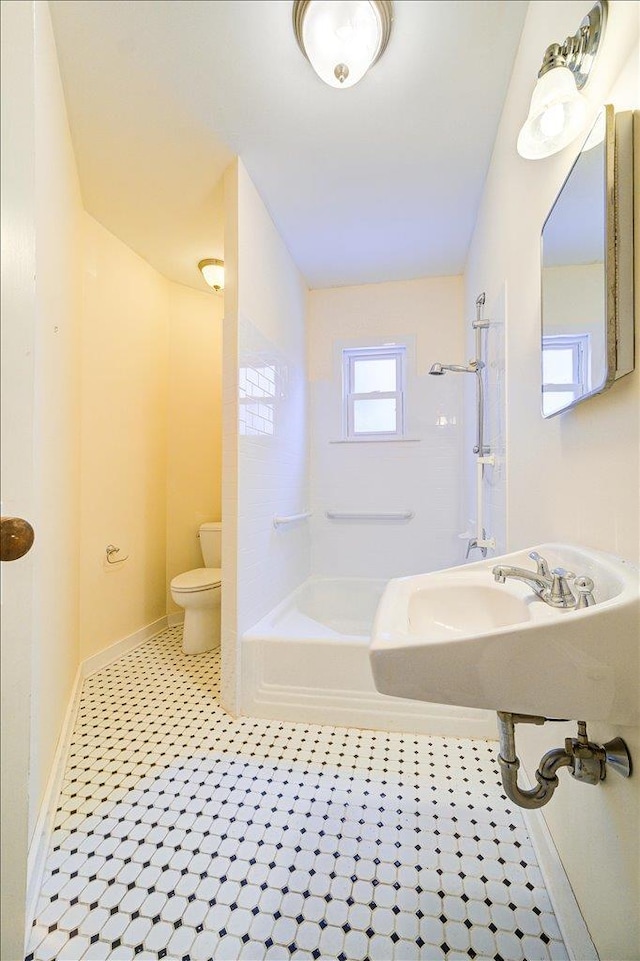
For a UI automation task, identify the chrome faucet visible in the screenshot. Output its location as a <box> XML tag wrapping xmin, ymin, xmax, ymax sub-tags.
<box><xmin>492</xmin><ymin>551</ymin><xmax>592</xmax><ymax>609</ymax></box>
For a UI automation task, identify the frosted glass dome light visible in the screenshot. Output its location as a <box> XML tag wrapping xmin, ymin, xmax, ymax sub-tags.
<box><xmin>516</xmin><ymin>1</ymin><xmax>607</xmax><ymax>161</ymax></box>
<box><xmin>517</xmin><ymin>67</ymin><xmax>589</xmax><ymax>160</ymax></box>
<box><xmin>198</xmin><ymin>259</ymin><xmax>225</xmax><ymax>291</ymax></box>
<box><xmin>293</xmin><ymin>0</ymin><xmax>393</xmax><ymax>89</ymax></box>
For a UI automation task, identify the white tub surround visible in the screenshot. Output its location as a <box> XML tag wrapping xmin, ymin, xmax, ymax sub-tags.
<box><xmin>241</xmin><ymin>577</ymin><xmax>495</xmax><ymax>738</ymax></box>
<box><xmin>308</xmin><ymin>278</ymin><xmax>468</xmax><ymax>579</ymax></box>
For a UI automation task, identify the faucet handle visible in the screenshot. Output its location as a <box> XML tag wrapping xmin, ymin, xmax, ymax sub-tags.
<box><xmin>549</xmin><ymin>567</ymin><xmax>576</xmax><ymax>608</ymax></box>
<box><xmin>574</xmin><ymin>576</ymin><xmax>596</xmax><ymax>609</ymax></box>
<box><xmin>529</xmin><ymin>551</ymin><xmax>550</xmax><ymax>577</ymax></box>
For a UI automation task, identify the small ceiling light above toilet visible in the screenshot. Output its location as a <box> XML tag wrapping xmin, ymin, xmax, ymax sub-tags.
<box><xmin>517</xmin><ymin>0</ymin><xmax>607</xmax><ymax>160</ymax></box>
<box><xmin>198</xmin><ymin>258</ymin><xmax>225</xmax><ymax>291</ymax></box>
<box><xmin>292</xmin><ymin>0</ymin><xmax>393</xmax><ymax>89</ymax></box>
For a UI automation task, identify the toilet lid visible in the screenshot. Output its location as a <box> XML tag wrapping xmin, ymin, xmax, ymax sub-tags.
<box><xmin>171</xmin><ymin>567</ymin><xmax>222</xmax><ymax>593</ymax></box>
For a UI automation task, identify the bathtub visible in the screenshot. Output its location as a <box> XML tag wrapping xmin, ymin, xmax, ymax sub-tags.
<box><xmin>242</xmin><ymin>577</ymin><xmax>496</xmax><ymax>738</ymax></box>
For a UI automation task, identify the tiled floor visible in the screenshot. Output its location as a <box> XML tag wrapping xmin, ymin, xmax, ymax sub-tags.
<box><xmin>27</xmin><ymin>626</ymin><xmax>568</xmax><ymax>961</ymax></box>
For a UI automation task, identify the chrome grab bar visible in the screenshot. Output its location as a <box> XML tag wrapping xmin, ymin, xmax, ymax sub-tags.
<box><xmin>272</xmin><ymin>511</ymin><xmax>311</xmax><ymax>529</ymax></box>
<box><xmin>325</xmin><ymin>510</ymin><xmax>414</xmax><ymax>521</ymax></box>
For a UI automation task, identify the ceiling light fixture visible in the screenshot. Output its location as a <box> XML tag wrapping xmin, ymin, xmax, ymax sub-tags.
<box><xmin>198</xmin><ymin>258</ymin><xmax>225</xmax><ymax>291</ymax></box>
<box><xmin>292</xmin><ymin>0</ymin><xmax>393</xmax><ymax>89</ymax></box>
<box><xmin>517</xmin><ymin>0</ymin><xmax>607</xmax><ymax>160</ymax></box>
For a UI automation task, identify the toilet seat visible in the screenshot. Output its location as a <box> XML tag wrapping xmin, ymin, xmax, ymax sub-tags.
<box><xmin>171</xmin><ymin>567</ymin><xmax>222</xmax><ymax>593</ymax></box>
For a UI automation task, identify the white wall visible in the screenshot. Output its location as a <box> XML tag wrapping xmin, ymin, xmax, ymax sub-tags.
<box><xmin>79</xmin><ymin>215</ymin><xmax>169</xmax><ymax>660</ymax></box>
<box><xmin>236</xmin><ymin>162</ymin><xmax>310</xmax><ymax>636</ymax></box>
<box><xmin>1</xmin><ymin>11</ymin><xmax>224</xmax><ymax>945</ymax></box>
<box><xmin>481</xmin><ymin>286</ymin><xmax>507</xmax><ymax>555</ymax></box>
<box><xmin>31</xmin><ymin>0</ymin><xmax>83</xmax><ymax>837</ymax></box>
<box><xmin>166</xmin><ymin>282</ymin><xmax>223</xmax><ymax>614</ymax></box>
<box><xmin>80</xmin><ymin>221</ymin><xmax>225</xmax><ymax>651</ymax></box>
<box><xmin>1</xmin><ymin>3</ymin><xmax>37</xmax><ymax>955</ymax></box>
<box><xmin>464</xmin><ymin>2</ymin><xmax>640</xmax><ymax>957</ymax></box>
<box><xmin>221</xmin><ymin>161</ymin><xmax>240</xmax><ymax>713</ymax></box>
<box><xmin>308</xmin><ymin>277</ymin><xmax>467</xmax><ymax>578</ymax></box>
<box><xmin>221</xmin><ymin>159</ymin><xmax>310</xmax><ymax>714</ymax></box>
<box><xmin>1</xmin><ymin>4</ymin><xmax>86</xmax><ymax>952</ymax></box>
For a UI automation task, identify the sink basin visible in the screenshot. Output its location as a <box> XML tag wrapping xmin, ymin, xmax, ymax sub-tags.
<box><xmin>407</xmin><ymin>578</ymin><xmax>532</xmax><ymax>636</ymax></box>
<box><xmin>370</xmin><ymin>544</ymin><xmax>639</xmax><ymax>725</ymax></box>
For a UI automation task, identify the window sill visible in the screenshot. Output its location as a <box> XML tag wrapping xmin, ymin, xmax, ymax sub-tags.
<box><xmin>329</xmin><ymin>437</ymin><xmax>421</xmax><ymax>445</ymax></box>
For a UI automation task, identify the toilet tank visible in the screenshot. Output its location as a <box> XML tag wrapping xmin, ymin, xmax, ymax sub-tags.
<box><xmin>198</xmin><ymin>522</ymin><xmax>222</xmax><ymax>568</ymax></box>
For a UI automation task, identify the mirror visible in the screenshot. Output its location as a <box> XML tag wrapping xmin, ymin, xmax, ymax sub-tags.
<box><xmin>541</xmin><ymin>105</ymin><xmax>635</xmax><ymax>418</ymax></box>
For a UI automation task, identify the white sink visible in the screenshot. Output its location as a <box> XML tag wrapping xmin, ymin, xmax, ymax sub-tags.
<box><xmin>370</xmin><ymin>544</ymin><xmax>639</xmax><ymax>726</ymax></box>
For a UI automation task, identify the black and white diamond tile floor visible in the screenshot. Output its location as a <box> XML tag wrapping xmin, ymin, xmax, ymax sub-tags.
<box><xmin>26</xmin><ymin>626</ymin><xmax>568</xmax><ymax>961</ymax></box>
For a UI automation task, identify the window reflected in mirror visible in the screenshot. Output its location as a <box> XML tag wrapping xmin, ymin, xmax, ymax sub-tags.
<box><xmin>541</xmin><ymin>107</ymin><xmax>606</xmax><ymax>417</ymax></box>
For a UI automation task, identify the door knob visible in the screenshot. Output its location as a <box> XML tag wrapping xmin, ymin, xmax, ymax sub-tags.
<box><xmin>0</xmin><ymin>516</ymin><xmax>35</xmax><ymax>561</ymax></box>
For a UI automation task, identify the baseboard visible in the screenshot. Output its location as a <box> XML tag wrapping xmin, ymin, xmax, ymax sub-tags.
<box><xmin>519</xmin><ymin>765</ymin><xmax>598</xmax><ymax>961</ymax></box>
<box><xmin>25</xmin><ymin>665</ymin><xmax>83</xmax><ymax>943</ymax></box>
<box><xmin>25</xmin><ymin>615</ymin><xmax>170</xmax><ymax>942</ymax></box>
<box><xmin>81</xmin><ymin>615</ymin><xmax>169</xmax><ymax>678</ymax></box>
<box><xmin>168</xmin><ymin>611</ymin><xmax>184</xmax><ymax>627</ymax></box>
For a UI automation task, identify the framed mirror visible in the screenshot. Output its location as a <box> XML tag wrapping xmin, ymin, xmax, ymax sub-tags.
<box><xmin>541</xmin><ymin>105</ymin><xmax>635</xmax><ymax>418</ymax></box>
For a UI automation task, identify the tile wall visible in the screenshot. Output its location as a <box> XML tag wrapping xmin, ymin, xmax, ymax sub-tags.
<box><xmin>221</xmin><ymin>161</ymin><xmax>310</xmax><ymax>712</ymax></box>
<box><xmin>237</xmin><ymin>316</ymin><xmax>310</xmax><ymax>634</ymax></box>
<box><xmin>307</xmin><ymin>277</ymin><xmax>468</xmax><ymax>580</ymax></box>
<box><xmin>475</xmin><ymin>287</ymin><xmax>507</xmax><ymax>558</ymax></box>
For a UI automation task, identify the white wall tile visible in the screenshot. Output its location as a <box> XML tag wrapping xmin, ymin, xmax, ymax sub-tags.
<box><xmin>227</xmin><ymin>162</ymin><xmax>310</xmax><ymax>656</ymax></box>
<box><xmin>308</xmin><ymin>277</ymin><xmax>467</xmax><ymax>578</ymax></box>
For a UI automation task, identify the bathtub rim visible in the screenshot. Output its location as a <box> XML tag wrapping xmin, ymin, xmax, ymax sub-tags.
<box><xmin>240</xmin><ymin>575</ymin><xmax>497</xmax><ymax>740</ymax></box>
<box><xmin>242</xmin><ymin>574</ymin><xmax>389</xmax><ymax>643</ymax></box>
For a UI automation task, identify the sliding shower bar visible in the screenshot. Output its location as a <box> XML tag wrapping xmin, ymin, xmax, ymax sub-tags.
<box><xmin>430</xmin><ymin>291</ymin><xmax>494</xmax><ymax>554</ymax></box>
<box><xmin>325</xmin><ymin>510</ymin><xmax>414</xmax><ymax>521</ymax></box>
<box><xmin>429</xmin><ymin>293</ymin><xmax>490</xmax><ymax>458</ymax></box>
<box><xmin>472</xmin><ymin>293</ymin><xmax>490</xmax><ymax>458</ymax></box>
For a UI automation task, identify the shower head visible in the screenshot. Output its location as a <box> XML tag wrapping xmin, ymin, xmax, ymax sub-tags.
<box><xmin>429</xmin><ymin>361</ymin><xmax>480</xmax><ymax>375</ymax></box>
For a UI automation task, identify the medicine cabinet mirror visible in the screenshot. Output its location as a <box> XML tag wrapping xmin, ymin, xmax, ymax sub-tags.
<box><xmin>541</xmin><ymin>105</ymin><xmax>635</xmax><ymax>418</ymax></box>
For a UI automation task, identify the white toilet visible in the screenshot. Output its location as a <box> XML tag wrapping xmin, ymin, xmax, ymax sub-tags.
<box><xmin>170</xmin><ymin>522</ymin><xmax>222</xmax><ymax>655</ymax></box>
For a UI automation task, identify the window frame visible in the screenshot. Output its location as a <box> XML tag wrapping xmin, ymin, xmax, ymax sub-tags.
<box><xmin>542</xmin><ymin>333</ymin><xmax>590</xmax><ymax>417</ymax></box>
<box><xmin>342</xmin><ymin>345</ymin><xmax>406</xmax><ymax>441</ymax></box>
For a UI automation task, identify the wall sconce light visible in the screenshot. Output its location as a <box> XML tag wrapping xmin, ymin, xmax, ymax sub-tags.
<box><xmin>198</xmin><ymin>258</ymin><xmax>224</xmax><ymax>291</ymax></box>
<box><xmin>517</xmin><ymin>0</ymin><xmax>607</xmax><ymax>160</ymax></box>
<box><xmin>292</xmin><ymin>0</ymin><xmax>393</xmax><ymax>89</ymax></box>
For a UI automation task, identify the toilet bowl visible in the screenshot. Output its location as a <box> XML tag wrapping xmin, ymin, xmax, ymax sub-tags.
<box><xmin>170</xmin><ymin>522</ymin><xmax>222</xmax><ymax>655</ymax></box>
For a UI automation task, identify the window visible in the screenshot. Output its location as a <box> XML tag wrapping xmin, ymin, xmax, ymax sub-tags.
<box><xmin>239</xmin><ymin>363</ymin><xmax>277</xmax><ymax>435</ymax></box>
<box><xmin>342</xmin><ymin>346</ymin><xmax>405</xmax><ymax>439</ymax></box>
<box><xmin>542</xmin><ymin>334</ymin><xmax>589</xmax><ymax>416</ymax></box>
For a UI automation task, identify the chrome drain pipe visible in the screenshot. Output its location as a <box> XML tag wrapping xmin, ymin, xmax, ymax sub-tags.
<box><xmin>496</xmin><ymin>712</ymin><xmax>632</xmax><ymax>810</ymax></box>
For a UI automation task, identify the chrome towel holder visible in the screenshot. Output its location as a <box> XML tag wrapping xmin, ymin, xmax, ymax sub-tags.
<box><xmin>105</xmin><ymin>544</ymin><xmax>129</xmax><ymax>564</ymax></box>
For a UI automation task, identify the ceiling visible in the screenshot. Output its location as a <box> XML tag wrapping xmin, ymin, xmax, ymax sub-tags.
<box><xmin>50</xmin><ymin>0</ymin><xmax>529</xmax><ymax>291</ymax></box>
